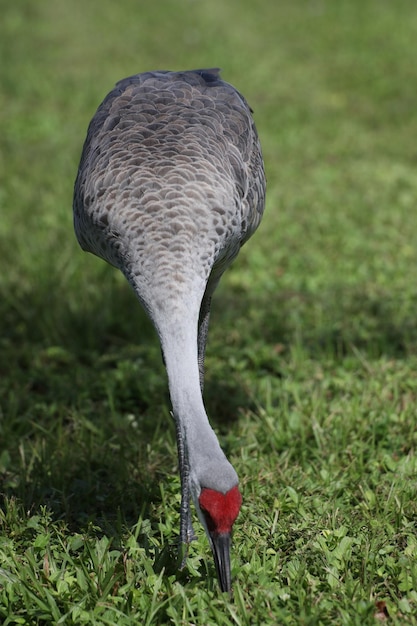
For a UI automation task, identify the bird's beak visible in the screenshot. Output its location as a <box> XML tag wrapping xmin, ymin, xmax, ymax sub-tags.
<box><xmin>210</xmin><ymin>532</ymin><xmax>232</xmax><ymax>593</ymax></box>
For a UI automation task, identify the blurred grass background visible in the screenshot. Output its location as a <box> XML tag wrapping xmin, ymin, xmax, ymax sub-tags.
<box><xmin>1</xmin><ymin>0</ymin><xmax>417</xmax><ymax>623</ymax></box>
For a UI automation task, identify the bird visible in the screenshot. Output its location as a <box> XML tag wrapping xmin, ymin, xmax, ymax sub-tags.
<box><xmin>73</xmin><ymin>68</ymin><xmax>266</xmax><ymax>592</ymax></box>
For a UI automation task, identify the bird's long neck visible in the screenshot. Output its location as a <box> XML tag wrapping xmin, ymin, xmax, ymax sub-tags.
<box><xmin>159</xmin><ymin>313</ymin><xmax>217</xmax><ymax>448</ymax></box>
<box><xmin>154</xmin><ymin>306</ymin><xmax>238</xmax><ymax>497</ymax></box>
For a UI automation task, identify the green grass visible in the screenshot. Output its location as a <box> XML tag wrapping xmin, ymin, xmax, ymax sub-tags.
<box><xmin>1</xmin><ymin>0</ymin><xmax>417</xmax><ymax>623</ymax></box>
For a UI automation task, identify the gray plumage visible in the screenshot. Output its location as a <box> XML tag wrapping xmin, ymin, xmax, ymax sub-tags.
<box><xmin>73</xmin><ymin>68</ymin><xmax>266</xmax><ymax>591</ymax></box>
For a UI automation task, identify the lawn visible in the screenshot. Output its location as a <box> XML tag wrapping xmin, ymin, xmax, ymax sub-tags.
<box><xmin>1</xmin><ymin>0</ymin><xmax>417</xmax><ymax>623</ymax></box>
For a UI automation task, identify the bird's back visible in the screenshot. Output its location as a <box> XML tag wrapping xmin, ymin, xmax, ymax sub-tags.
<box><xmin>73</xmin><ymin>69</ymin><xmax>265</xmax><ymax>312</ymax></box>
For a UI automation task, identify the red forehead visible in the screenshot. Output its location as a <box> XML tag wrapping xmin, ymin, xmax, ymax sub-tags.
<box><xmin>198</xmin><ymin>485</ymin><xmax>242</xmax><ymax>534</ymax></box>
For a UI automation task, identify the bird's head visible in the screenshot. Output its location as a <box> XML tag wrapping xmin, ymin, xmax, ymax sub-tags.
<box><xmin>197</xmin><ymin>485</ymin><xmax>242</xmax><ymax>592</ymax></box>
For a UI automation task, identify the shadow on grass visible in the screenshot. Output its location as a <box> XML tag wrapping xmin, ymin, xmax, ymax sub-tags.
<box><xmin>0</xmin><ymin>270</ymin><xmax>168</xmax><ymax>530</ymax></box>
<box><xmin>217</xmin><ymin>281</ymin><xmax>417</xmax><ymax>361</ymax></box>
<box><xmin>1</xmin><ymin>268</ymin><xmax>417</xmax><ymax>536</ymax></box>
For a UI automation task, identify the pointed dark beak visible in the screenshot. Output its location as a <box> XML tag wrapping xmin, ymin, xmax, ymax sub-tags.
<box><xmin>210</xmin><ymin>532</ymin><xmax>232</xmax><ymax>592</ymax></box>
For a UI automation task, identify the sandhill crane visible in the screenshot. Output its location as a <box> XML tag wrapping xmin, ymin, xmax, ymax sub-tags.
<box><xmin>73</xmin><ymin>68</ymin><xmax>266</xmax><ymax>592</ymax></box>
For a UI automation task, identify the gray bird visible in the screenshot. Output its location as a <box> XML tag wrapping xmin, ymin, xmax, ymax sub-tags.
<box><xmin>73</xmin><ymin>68</ymin><xmax>266</xmax><ymax>592</ymax></box>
